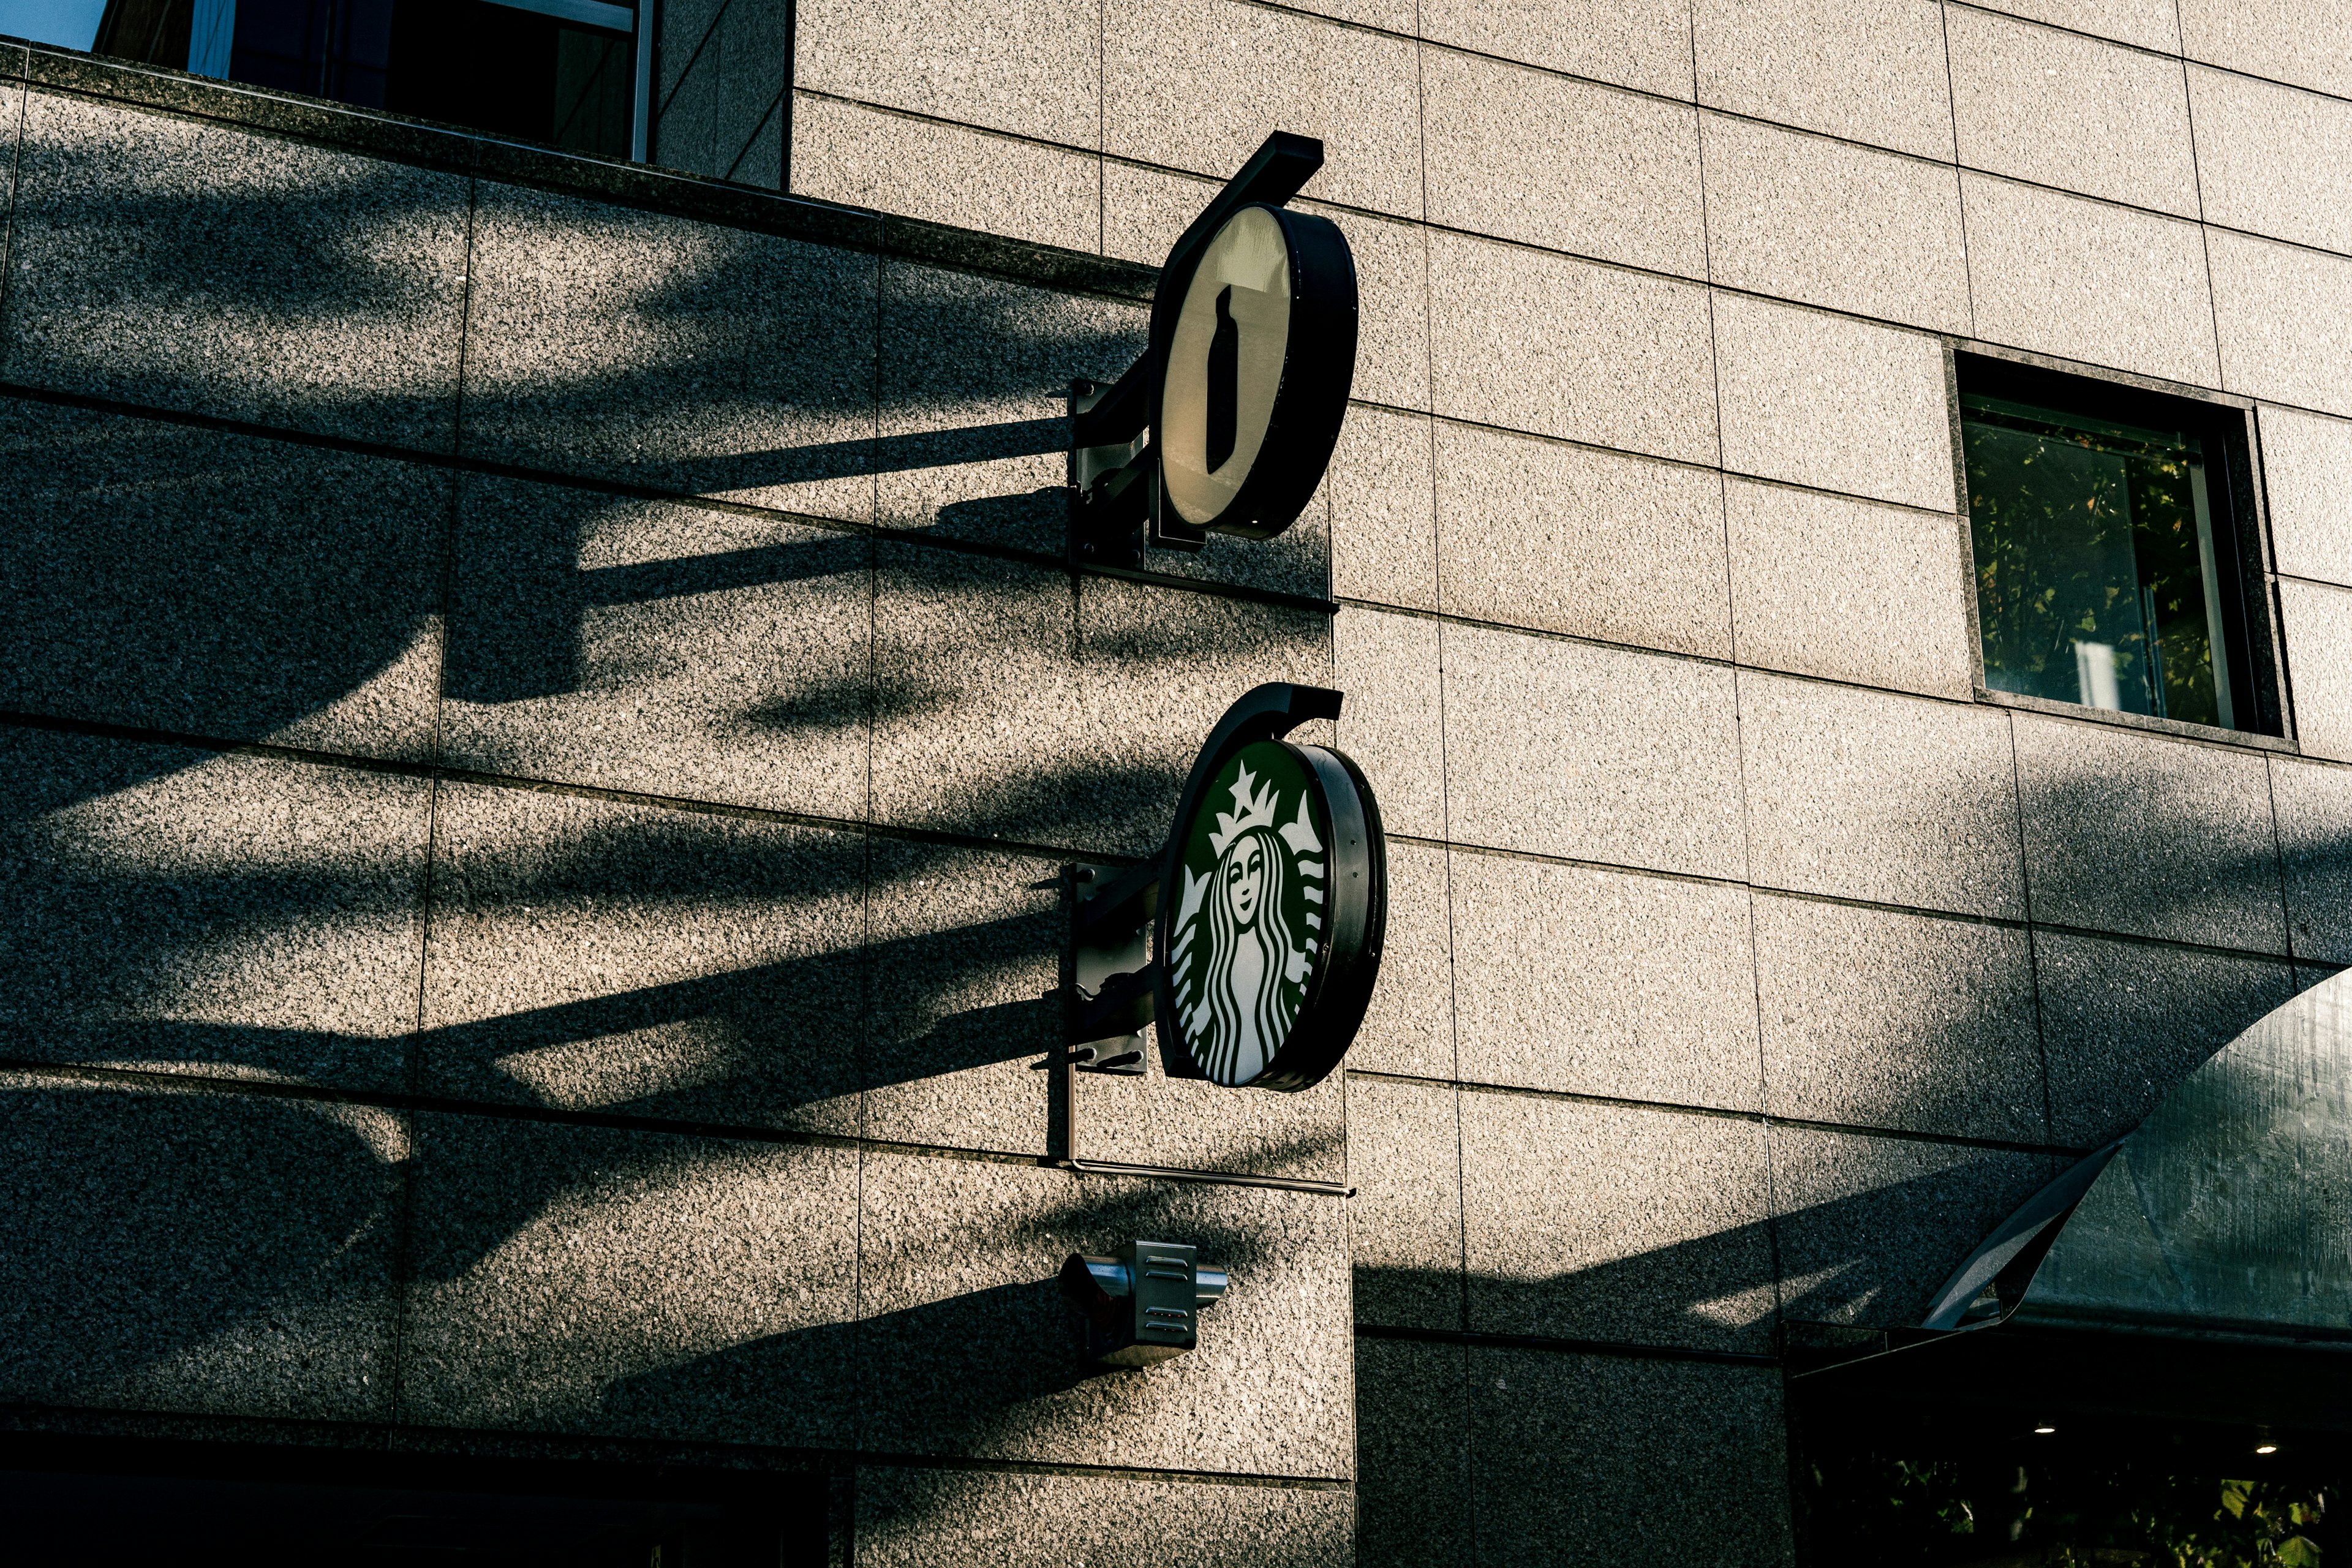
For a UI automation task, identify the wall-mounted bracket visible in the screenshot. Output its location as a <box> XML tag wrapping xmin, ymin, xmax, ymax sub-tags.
<box><xmin>1068</xmin><ymin>380</ymin><xmax>1175</xmax><ymax>570</ymax></box>
<box><xmin>1065</xmin><ymin>859</ymin><xmax>1159</xmax><ymax>1075</ymax></box>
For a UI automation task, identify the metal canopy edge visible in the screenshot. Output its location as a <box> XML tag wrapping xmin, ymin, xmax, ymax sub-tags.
<box><xmin>1794</xmin><ymin>965</ymin><xmax>2352</xmax><ymax>1425</ymax></box>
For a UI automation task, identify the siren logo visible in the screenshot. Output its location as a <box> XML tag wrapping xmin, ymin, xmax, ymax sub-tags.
<box><xmin>1166</xmin><ymin>741</ymin><xmax>1329</xmax><ymax>1087</ymax></box>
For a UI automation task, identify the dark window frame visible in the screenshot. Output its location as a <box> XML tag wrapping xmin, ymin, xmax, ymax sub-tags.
<box><xmin>1953</xmin><ymin>347</ymin><xmax>2292</xmax><ymax>744</ymax></box>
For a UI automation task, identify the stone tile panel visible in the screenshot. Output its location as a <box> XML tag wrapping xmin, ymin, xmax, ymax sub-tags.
<box><xmin>1348</xmin><ymin>1075</ymin><xmax>1464</xmax><ymax>1330</ymax></box>
<box><xmin>1335</xmin><ymin>606</ymin><xmax>1445</xmax><ymax>840</ymax></box>
<box><xmin>1460</xmin><ymin>1093</ymin><xmax>1776</xmax><ymax>1351</ymax></box>
<box><xmin>418</xmin><ymin>782</ymin><xmax>866</xmax><ymax>1135</ymax></box>
<box><xmin>1444</xmin><ymin>624</ymin><xmax>1745</xmax><ymax>878</ymax></box>
<box><xmin>863</xmin><ymin>839</ymin><xmax>1061</xmax><ymax>1155</ymax></box>
<box><xmin>1965</xmin><ymin>173</ymin><xmax>2219</xmax><ymax>390</ymax></box>
<box><xmin>855</xmin><ymin>1466</ymin><xmax>1354</xmax><ymax>1567</ymax></box>
<box><xmin>4</xmin><ymin>91</ymin><xmax>467</xmax><ymax>449</ymax></box>
<box><xmin>459</xmin><ymin>183</ymin><xmax>878</xmax><ymax>524</ymax></box>
<box><xmin>1754</xmin><ymin>895</ymin><xmax>2045</xmax><ymax>1142</ymax></box>
<box><xmin>1700</xmin><ymin>113</ymin><xmax>1969</xmax><ymax>334</ymax></box>
<box><xmin>2036</xmin><ymin>932</ymin><xmax>2299</xmax><ymax>1145</ymax></box>
<box><xmin>1330</xmin><ymin>406</ymin><xmax>1438</xmax><ymax>611</ymax></box>
<box><xmin>2283</xmin><ymin>578</ymin><xmax>2352</xmax><ymax>763</ymax></box>
<box><xmin>1960</xmin><ymin>0</ymin><xmax>2177</xmax><ymax>52</ymax></box>
<box><xmin>854</xmin><ymin>1153</ymin><xmax>1352</xmax><ymax>1476</ymax></box>
<box><xmin>1436</xmin><ymin>422</ymin><xmax>1731</xmax><ymax>660</ymax></box>
<box><xmin>1345</xmin><ymin>840</ymin><xmax>1456</xmax><ymax>1080</ymax></box>
<box><xmin>0</xmin><ymin>398</ymin><xmax>445</xmax><ymax>759</ymax></box>
<box><xmin>1428</xmin><ymin>230</ymin><xmax>1718</xmax><ymax>466</ymax></box>
<box><xmin>1355</xmin><ymin>1338</ymin><xmax>1471</xmax><ymax>1568</ymax></box>
<box><xmin>1769</xmin><ymin>1126</ymin><xmax>2052</xmax><ymax>1326</ymax></box>
<box><xmin>399</xmin><ymin>1114</ymin><xmax>858</xmax><ymax>1446</ymax></box>
<box><xmin>1074</xmin><ymin>1036</ymin><xmax>1349</xmax><ymax>1182</ymax></box>
<box><xmin>1450</xmin><ymin>851</ymin><xmax>1762</xmax><ymax>1110</ymax></box>
<box><xmin>870</xmin><ymin>544</ymin><xmax>1081</xmax><ymax>845</ymax></box>
<box><xmin>1422</xmin><ymin>50</ymin><xmax>1704</xmax><ymax>278</ymax></box>
<box><xmin>0</xmin><ymin>729</ymin><xmax>429</xmax><ymax>1093</ymax></box>
<box><xmin>2274</xmin><ymin>756</ymin><xmax>2352</xmax><ymax>967</ymax></box>
<box><xmin>0</xmin><ymin>1073</ymin><xmax>403</xmax><ymax>1422</ymax></box>
<box><xmin>1420</xmin><ymin>0</ymin><xmax>1695</xmax><ymax>98</ymax></box>
<box><xmin>1104</xmin><ymin>0</ymin><xmax>1423</xmax><ymax>219</ymax></box>
<box><xmin>1740</xmin><ymin>674</ymin><xmax>2026</xmax><ymax>919</ymax></box>
<box><xmin>2211</xmin><ymin>227</ymin><xmax>2352</xmax><ymax>416</ymax></box>
<box><xmin>2258</xmin><ymin>404</ymin><xmax>2352</xmax><ymax>587</ymax></box>
<box><xmin>652</xmin><ymin>0</ymin><xmax>790</xmax><ymax>186</ymax></box>
<box><xmin>2188</xmin><ymin>67</ymin><xmax>2352</xmax><ymax>258</ymax></box>
<box><xmin>1692</xmin><ymin>0</ymin><xmax>1954</xmax><ymax>159</ymax></box>
<box><xmin>1306</xmin><ymin>202</ymin><xmax>1431</xmax><ymax>415</ymax></box>
<box><xmin>1713</xmin><ymin>293</ymin><xmax>1956</xmax><ymax>511</ymax></box>
<box><xmin>790</xmin><ymin>95</ymin><xmax>1101</xmax><ymax>254</ymax></box>
<box><xmin>1947</xmin><ymin>7</ymin><xmax>2198</xmax><ymax>216</ymax></box>
<box><xmin>876</xmin><ymin>260</ymin><xmax>1147</xmax><ymax>561</ymax></box>
<box><xmin>441</xmin><ymin>474</ymin><xmax>872</xmax><ymax>818</ymax></box>
<box><xmin>1726</xmin><ymin>479</ymin><xmax>1974</xmax><ymax>698</ymax></box>
<box><xmin>2179</xmin><ymin>0</ymin><xmax>2352</xmax><ymax>100</ymax></box>
<box><xmin>792</xmin><ymin>0</ymin><xmax>1101</xmax><ymax>144</ymax></box>
<box><xmin>2012</xmin><ymin>712</ymin><xmax>2286</xmax><ymax>951</ymax></box>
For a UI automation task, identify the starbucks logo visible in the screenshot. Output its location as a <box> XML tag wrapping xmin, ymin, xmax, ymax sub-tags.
<box><xmin>1164</xmin><ymin>741</ymin><xmax>1332</xmax><ymax>1087</ymax></box>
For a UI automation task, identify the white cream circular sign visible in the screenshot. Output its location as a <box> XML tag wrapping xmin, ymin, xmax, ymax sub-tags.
<box><xmin>1150</xmin><ymin>203</ymin><xmax>1357</xmax><ymax>540</ymax></box>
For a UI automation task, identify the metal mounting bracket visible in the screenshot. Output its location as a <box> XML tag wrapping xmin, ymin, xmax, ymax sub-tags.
<box><xmin>1063</xmin><ymin>859</ymin><xmax>1158</xmax><ymax>1075</ymax></box>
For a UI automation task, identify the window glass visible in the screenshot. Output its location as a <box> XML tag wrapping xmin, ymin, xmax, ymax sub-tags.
<box><xmin>378</xmin><ymin>0</ymin><xmax>633</xmax><ymax>159</ymax></box>
<box><xmin>95</xmin><ymin>0</ymin><xmax>636</xmax><ymax>159</ymax></box>
<box><xmin>1963</xmin><ymin>391</ymin><xmax>2240</xmax><ymax>729</ymax></box>
<box><xmin>229</xmin><ymin>0</ymin><xmax>393</xmax><ymax>105</ymax></box>
<box><xmin>1798</xmin><ymin>1412</ymin><xmax>2336</xmax><ymax>1566</ymax></box>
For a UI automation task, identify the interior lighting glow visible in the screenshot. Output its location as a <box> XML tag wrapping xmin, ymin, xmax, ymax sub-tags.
<box><xmin>2256</xmin><ymin>1444</ymin><xmax>2280</xmax><ymax>1455</ymax></box>
<box><xmin>2032</xmin><ymin>1425</ymin><xmax>2057</xmax><ymax>1434</ymax></box>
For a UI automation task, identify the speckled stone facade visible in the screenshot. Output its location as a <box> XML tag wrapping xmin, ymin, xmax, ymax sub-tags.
<box><xmin>6</xmin><ymin>2</ymin><xmax>2352</xmax><ymax>1560</ymax></box>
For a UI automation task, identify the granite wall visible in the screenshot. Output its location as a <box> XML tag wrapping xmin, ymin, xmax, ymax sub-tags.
<box><xmin>8</xmin><ymin>1</ymin><xmax>2352</xmax><ymax>1561</ymax></box>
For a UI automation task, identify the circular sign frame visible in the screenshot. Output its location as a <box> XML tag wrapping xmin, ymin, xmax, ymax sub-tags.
<box><xmin>1150</xmin><ymin>202</ymin><xmax>1357</xmax><ymax>540</ymax></box>
<box><xmin>1153</xmin><ymin>736</ymin><xmax>1385</xmax><ymax>1092</ymax></box>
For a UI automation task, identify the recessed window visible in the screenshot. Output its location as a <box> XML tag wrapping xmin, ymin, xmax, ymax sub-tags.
<box><xmin>1959</xmin><ymin>356</ymin><xmax>2272</xmax><ymax>734</ymax></box>
<box><xmin>94</xmin><ymin>0</ymin><xmax>643</xmax><ymax>160</ymax></box>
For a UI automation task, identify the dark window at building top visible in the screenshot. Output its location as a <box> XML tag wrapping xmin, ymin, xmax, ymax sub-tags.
<box><xmin>92</xmin><ymin>0</ymin><xmax>639</xmax><ymax>162</ymax></box>
<box><xmin>377</xmin><ymin>0</ymin><xmax>635</xmax><ymax>160</ymax></box>
<box><xmin>228</xmin><ymin>0</ymin><xmax>393</xmax><ymax>107</ymax></box>
<box><xmin>1959</xmin><ymin>356</ymin><xmax>2274</xmax><ymax>734</ymax></box>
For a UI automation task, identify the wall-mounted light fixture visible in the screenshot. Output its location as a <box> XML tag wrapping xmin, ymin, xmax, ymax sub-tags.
<box><xmin>1059</xmin><ymin>1240</ymin><xmax>1228</xmax><ymax>1368</ymax></box>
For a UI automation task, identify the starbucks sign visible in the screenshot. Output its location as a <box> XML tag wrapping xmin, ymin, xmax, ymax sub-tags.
<box><xmin>1154</xmin><ymin>725</ymin><xmax>1385</xmax><ymax>1091</ymax></box>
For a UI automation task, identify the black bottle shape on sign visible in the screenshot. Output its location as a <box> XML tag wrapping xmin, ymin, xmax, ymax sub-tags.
<box><xmin>1207</xmin><ymin>285</ymin><xmax>1238</xmax><ymax>473</ymax></box>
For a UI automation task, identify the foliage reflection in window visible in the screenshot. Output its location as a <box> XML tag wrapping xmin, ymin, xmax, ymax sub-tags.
<box><xmin>1801</xmin><ymin>1441</ymin><xmax>2331</xmax><ymax>1565</ymax></box>
<box><xmin>1961</xmin><ymin>366</ymin><xmax>2258</xmax><ymax>732</ymax></box>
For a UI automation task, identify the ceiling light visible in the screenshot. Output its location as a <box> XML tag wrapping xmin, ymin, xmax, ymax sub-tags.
<box><xmin>2033</xmin><ymin>1425</ymin><xmax>2056</xmax><ymax>1434</ymax></box>
<box><xmin>2257</xmin><ymin>1444</ymin><xmax>2279</xmax><ymax>1455</ymax></box>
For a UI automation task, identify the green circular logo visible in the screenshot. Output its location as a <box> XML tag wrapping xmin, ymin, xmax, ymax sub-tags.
<box><xmin>1164</xmin><ymin>740</ymin><xmax>1331</xmax><ymax>1087</ymax></box>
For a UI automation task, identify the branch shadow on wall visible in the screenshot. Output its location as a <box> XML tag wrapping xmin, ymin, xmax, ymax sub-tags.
<box><xmin>8</xmin><ymin>151</ymin><xmax>2350</xmax><ymax>1567</ymax></box>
